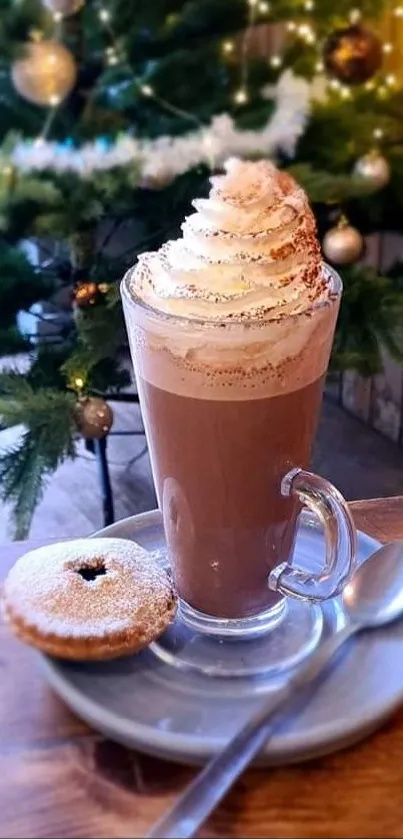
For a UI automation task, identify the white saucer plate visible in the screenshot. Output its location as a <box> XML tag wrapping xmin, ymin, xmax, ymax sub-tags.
<box><xmin>39</xmin><ymin>510</ymin><xmax>403</xmax><ymax>766</ymax></box>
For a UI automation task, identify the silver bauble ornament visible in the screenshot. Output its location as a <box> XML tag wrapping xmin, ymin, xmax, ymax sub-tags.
<box><xmin>354</xmin><ymin>150</ymin><xmax>390</xmax><ymax>190</ymax></box>
<box><xmin>11</xmin><ymin>40</ymin><xmax>77</xmax><ymax>106</ymax></box>
<box><xmin>323</xmin><ymin>222</ymin><xmax>363</xmax><ymax>265</ymax></box>
<box><xmin>43</xmin><ymin>0</ymin><xmax>84</xmax><ymax>15</ymax></box>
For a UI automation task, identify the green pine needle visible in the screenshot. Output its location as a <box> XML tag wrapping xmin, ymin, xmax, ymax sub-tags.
<box><xmin>288</xmin><ymin>164</ymin><xmax>378</xmax><ymax>204</ymax></box>
<box><xmin>331</xmin><ymin>265</ymin><xmax>403</xmax><ymax>376</ymax></box>
<box><xmin>0</xmin><ymin>242</ymin><xmax>53</xmax><ymax>328</ymax></box>
<box><xmin>0</xmin><ymin>377</ymin><xmax>77</xmax><ymax>537</ymax></box>
<box><xmin>0</xmin><ymin>0</ymin><xmax>399</xmax><ymax>537</ymax></box>
<box><xmin>0</xmin><ymin>433</ymin><xmax>48</xmax><ymax>540</ymax></box>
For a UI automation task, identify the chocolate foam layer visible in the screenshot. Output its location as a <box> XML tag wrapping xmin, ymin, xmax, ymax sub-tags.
<box><xmin>129</xmin><ymin>158</ymin><xmax>326</xmax><ymax>321</ymax></box>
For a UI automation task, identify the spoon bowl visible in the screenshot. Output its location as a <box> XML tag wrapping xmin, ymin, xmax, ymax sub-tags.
<box><xmin>342</xmin><ymin>541</ymin><xmax>403</xmax><ymax>628</ymax></box>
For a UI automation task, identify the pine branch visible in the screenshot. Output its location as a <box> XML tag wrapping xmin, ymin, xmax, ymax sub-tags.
<box><xmin>0</xmin><ymin>0</ymin><xmax>48</xmax><ymax>61</ymax></box>
<box><xmin>62</xmin><ymin>292</ymin><xmax>125</xmax><ymax>386</ymax></box>
<box><xmin>0</xmin><ymin>371</ymin><xmax>34</xmax><ymax>427</ymax></box>
<box><xmin>0</xmin><ymin>325</ymin><xmax>30</xmax><ymax>355</ymax></box>
<box><xmin>0</xmin><ymin>374</ymin><xmax>76</xmax><ymax>445</ymax></box>
<box><xmin>288</xmin><ymin>164</ymin><xmax>378</xmax><ymax>205</ymax></box>
<box><xmin>0</xmin><ymin>242</ymin><xmax>53</xmax><ymax>328</ymax></box>
<box><xmin>0</xmin><ymin>378</ymin><xmax>77</xmax><ymax>537</ymax></box>
<box><xmin>331</xmin><ymin>265</ymin><xmax>403</xmax><ymax>376</ymax></box>
<box><xmin>1</xmin><ymin>162</ymin><xmax>142</xmax><ymax>240</ymax></box>
<box><xmin>0</xmin><ymin>433</ymin><xmax>48</xmax><ymax>540</ymax></box>
<box><xmin>0</xmin><ymin>170</ymin><xmax>63</xmax><ymax>242</ymax></box>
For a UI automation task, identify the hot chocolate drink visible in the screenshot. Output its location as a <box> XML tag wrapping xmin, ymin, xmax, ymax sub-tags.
<box><xmin>138</xmin><ymin>378</ymin><xmax>324</xmax><ymax>618</ymax></box>
<box><xmin>122</xmin><ymin>159</ymin><xmax>340</xmax><ymax>623</ymax></box>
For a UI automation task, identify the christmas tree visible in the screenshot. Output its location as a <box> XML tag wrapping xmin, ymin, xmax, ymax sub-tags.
<box><xmin>1</xmin><ymin>0</ymin><xmax>403</xmax><ymax>536</ymax></box>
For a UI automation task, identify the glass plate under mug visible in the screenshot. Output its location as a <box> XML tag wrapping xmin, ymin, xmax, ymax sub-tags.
<box><xmin>99</xmin><ymin>510</ymin><xmax>344</xmax><ymax>678</ymax></box>
<box><xmin>39</xmin><ymin>510</ymin><xmax>403</xmax><ymax>767</ymax></box>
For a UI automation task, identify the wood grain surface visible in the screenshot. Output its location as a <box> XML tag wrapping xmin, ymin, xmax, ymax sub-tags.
<box><xmin>1</xmin><ymin>498</ymin><xmax>403</xmax><ymax>839</ymax></box>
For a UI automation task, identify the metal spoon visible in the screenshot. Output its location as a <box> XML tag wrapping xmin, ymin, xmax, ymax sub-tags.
<box><xmin>147</xmin><ymin>540</ymin><xmax>403</xmax><ymax>839</ymax></box>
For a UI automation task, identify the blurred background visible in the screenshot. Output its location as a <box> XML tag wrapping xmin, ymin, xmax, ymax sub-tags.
<box><xmin>2</xmin><ymin>0</ymin><xmax>403</xmax><ymax>540</ymax></box>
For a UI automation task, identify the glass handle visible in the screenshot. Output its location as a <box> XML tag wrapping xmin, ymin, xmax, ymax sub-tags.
<box><xmin>269</xmin><ymin>468</ymin><xmax>357</xmax><ymax>601</ymax></box>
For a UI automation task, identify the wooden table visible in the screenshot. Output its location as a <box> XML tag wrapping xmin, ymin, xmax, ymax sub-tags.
<box><xmin>2</xmin><ymin>498</ymin><xmax>403</xmax><ymax>838</ymax></box>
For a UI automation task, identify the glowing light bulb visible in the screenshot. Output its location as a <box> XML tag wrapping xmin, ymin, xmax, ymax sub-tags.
<box><xmin>140</xmin><ymin>84</ymin><xmax>153</xmax><ymax>97</ymax></box>
<box><xmin>258</xmin><ymin>0</ymin><xmax>270</xmax><ymax>11</ymax></box>
<box><xmin>394</xmin><ymin>5</ymin><xmax>403</xmax><ymax>16</ymax></box>
<box><xmin>315</xmin><ymin>60</ymin><xmax>324</xmax><ymax>72</ymax></box>
<box><xmin>30</xmin><ymin>29</ymin><xmax>44</xmax><ymax>43</ymax></box>
<box><xmin>234</xmin><ymin>88</ymin><xmax>248</xmax><ymax>104</ymax></box>
<box><xmin>329</xmin><ymin>79</ymin><xmax>341</xmax><ymax>90</ymax></box>
<box><xmin>49</xmin><ymin>94</ymin><xmax>61</xmax><ymax>106</ymax></box>
<box><xmin>222</xmin><ymin>40</ymin><xmax>234</xmax><ymax>54</ymax></box>
<box><xmin>383</xmin><ymin>42</ymin><xmax>393</xmax><ymax>54</ymax></box>
<box><xmin>74</xmin><ymin>377</ymin><xmax>84</xmax><ymax>389</ymax></box>
<box><xmin>270</xmin><ymin>54</ymin><xmax>282</xmax><ymax>68</ymax></box>
<box><xmin>99</xmin><ymin>8</ymin><xmax>110</xmax><ymax>22</ymax></box>
<box><xmin>53</xmin><ymin>10</ymin><xmax>63</xmax><ymax>21</ymax></box>
<box><xmin>297</xmin><ymin>23</ymin><xmax>315</xmax><ymax>43</ymax></box>
<box><xmin>287</xmin><ymin>21</ymin><xmax>296</xmax><ymax>32</ymax></box>
<box><xmin>340</xmin><ymin>86</ymin><xmax>351</xmax><ymax>99</ymax></box>
<box><xmin>373</xmin><ymin>127</ymin><xmax>384</xmax><ymax>140</ymax></box>
<box><xmin>349</xmin><ymin>8</ymin><xmax>361</xmax><ymax>22</ymax></box>
<box><xmin>304</xmin><ymin>0</ymin><xmax>314</xmax><ymax>9</ymax></box>
<box><xmin>386</xmin><ymin>73</ymin><xmax>396</xmax><ymax>86</ymax></box>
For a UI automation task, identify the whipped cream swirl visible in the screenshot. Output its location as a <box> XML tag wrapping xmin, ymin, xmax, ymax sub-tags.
<box><xmin>130</xmin><ymin>158</ymin><xmax>326</xmax><ymax>321</ymax></box>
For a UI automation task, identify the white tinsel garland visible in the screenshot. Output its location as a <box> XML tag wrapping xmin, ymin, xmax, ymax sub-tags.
<box><xmin>11</xmin><ymin>71</ymin><xmax>311</xmax><ymax>184</ymax></box>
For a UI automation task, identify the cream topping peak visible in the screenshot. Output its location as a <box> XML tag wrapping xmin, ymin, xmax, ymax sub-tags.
<box><xmin>129</xmin><ymin>158</ymin><xmax>325</xmax><ymax>320</ymax></box>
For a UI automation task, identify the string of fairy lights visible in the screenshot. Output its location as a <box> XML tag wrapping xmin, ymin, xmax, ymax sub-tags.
<box><xmin>233</xmin><ymin>0</ymin><xmax>258</xmax><ymax>104</ymax></box>
<box><xmin>7</xmin><ymin>0</ymin><xmax>403</xmax><ymax>152</ymax></box>
<box><xmin>4</xmin><ymin>0</ymin><xmax>403</xmax><ymax>392</ymax></box>
<box><xmin>94</xmin><ymin>2</ymin><xmax>205</xmax><ymax>129</ymax></box>
<box><xmin>1</xmin><ymin>0</ymin><xmax>402</xmax><ymax>494</ymax></box>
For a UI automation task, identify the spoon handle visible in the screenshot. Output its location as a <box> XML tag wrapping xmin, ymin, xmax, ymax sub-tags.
<box><xmin>146</xmin><ymin>623</ymin><xmax>357</xmax><ymax>839</ymax></box>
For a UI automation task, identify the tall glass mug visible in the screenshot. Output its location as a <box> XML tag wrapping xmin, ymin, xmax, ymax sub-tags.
<box><xmin>121</xmin><ymin>264</ymin><xmax>356</xmax><ymax>676</ymax></box>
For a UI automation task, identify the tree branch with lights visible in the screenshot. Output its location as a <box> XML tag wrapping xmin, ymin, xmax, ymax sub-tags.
<box><xmin>1</xmin><ymin>0</ymin><xmax>403</xmax><ymax>535</ymax></box>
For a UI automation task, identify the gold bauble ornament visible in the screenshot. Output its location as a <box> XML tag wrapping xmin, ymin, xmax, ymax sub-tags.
<box><xmin>73</xmin><ymin>281</ymin><xmax>98</xmax><ymax>308</ymax></box>
<box><xmin>73</xmin><ymin>280</ymin><xmax>109</xmax><ymax>308</ymax></box>
<box><xmin>323</xmin><ymin>24</ymin><xmax>382</xmax><ymax>86</ymax></box>
<box><xmin>322</xmin><ymin>220</ymin><xmax>363</xmax><ymax>265</ymax></box>
<box><xmin>354</xmin><ymin>150</ymin><xmax>390</xmax><ymax>190</ymax></box>
<box><xmin>43</xmin><ymin>0</ymin><xmax>84</xmax><ymax>16</ymax></box>
<box><xmin>74</xmin><ymin>397</ymin><xmax>113</xmax><ymax>440</ymax></box>
<box><xmin>11</xmin><ymin>40</ymin><xmax>77</xmax><ymax>106</ymax></box>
